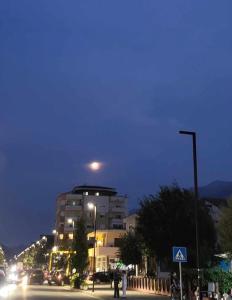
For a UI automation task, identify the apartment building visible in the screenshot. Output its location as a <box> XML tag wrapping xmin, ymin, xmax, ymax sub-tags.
<box><xmin>54</xmin><ymin>185</ymin><xmax>128</xmax><ymax>249</ymax></box>
<box><xmin>88</xmin><ymin>229</ymin><xmax>126</xmax><ymax>272</ymax></box>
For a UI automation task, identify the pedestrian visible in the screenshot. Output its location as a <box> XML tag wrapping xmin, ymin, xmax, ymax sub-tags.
<box><xmin>122</xmin><ymin>270</ymin><xmax>127</xmax><ymax>299</ymax></box>
<box><xmin>113</xmin><ymin>268</ymin><xmax>121</xmax><ymax>298</ymax></box>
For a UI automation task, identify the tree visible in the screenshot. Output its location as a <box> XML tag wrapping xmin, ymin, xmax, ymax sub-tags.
<box><xmin>72</xmin><ymin>216</ymin><xmax>89</xmax><ymax>275</ymax></box>
<box><xmin>218</xmin><ymin>198</ymin><xmax>232</xmax><ymax>256</ymax></box>
<box><xmin>34</xmin><ymin>243</ymin><xmax>47</xmax><ymax>268</ymax></box>
<box><xmin>137</xmin><ymin>185</ymin><xmax>216</xmax><ymax>268</ymax></box>
<box><xmin>23</xmin><ymin>247</ymin><xmax>36</xmax><ymax>268</ymax></box>
<box><xmin>0</xmin><ymin>246</ymin><xmax>5</xmax><ymax>265</ymax></box>
<box><xmin>118</xmin><ymin>231</ymin><xmax>142</xmax><ymax>266</ymax></box>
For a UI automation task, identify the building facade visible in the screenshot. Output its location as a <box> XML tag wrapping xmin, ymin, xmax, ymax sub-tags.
<box><xmin>123</xmin><ymin>213</ymin><xmax>138</xmax><ymax>232</ymax></box>
<box><xmin>88</xmin><ymin>229</ymin><xmax>126</xmax><ymax>272</ymax></box>
<box><xmin>54</xmin><ymin>185</ymin><xmax>128</xmax><ymax>249</ymax></box>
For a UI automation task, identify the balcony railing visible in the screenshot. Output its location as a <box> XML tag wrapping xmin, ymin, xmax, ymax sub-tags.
<box><xmin>65</xmin><ymin>205</ymin><xmax>82</xmax><ymax>211</ymax></box>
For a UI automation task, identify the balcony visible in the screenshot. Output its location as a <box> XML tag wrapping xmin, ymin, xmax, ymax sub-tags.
<box><xmin>89</xmin><ymin>246</ymin><xmax>119</xmax><ymax>257</ymax></box>
<box><xmin>64</xmin><ymin>226</ymin><xmax>75</xmax><ymax>232</ymax></box>
<box><xmin>65</xmin><ymin>205</ymin><xmax>82</xmax><ymax>211</ymax></box>
<box><xmin>110</xmin><ymin>206</ymin><xmax>125</xmax><ymax>212</ymax></box>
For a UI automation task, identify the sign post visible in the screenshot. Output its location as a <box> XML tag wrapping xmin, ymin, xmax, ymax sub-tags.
<box><xmin>172</xmin><ymin>247</ymin><xmax>187</xmax><ymax>300</ymax></box>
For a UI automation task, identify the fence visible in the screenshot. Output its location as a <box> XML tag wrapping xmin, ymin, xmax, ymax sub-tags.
<box><xmin>127</xmin><ymin>276</ymin><xmax>171</xmax><ymax>296</ymax></box>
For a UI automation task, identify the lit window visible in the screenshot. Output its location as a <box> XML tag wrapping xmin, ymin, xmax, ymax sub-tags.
<box><xmin>83</xmin><ymin>192</ymin><xmax>88</xmax><ymax>196</ymax></box>
<box><xmin>95</xmin><ymin>192</ymin><xmax>99</xmax><ymax>196</ymax></box>
<box><xmin>59</xmin><ymin>234</ymin><xmax>64</xmax><ymax>240</ymax></box>
<box><xmin>73</xmin><ymin>201</ymin><xmax>76</xmax><ymax>206</ymax></box>
<box><xmin>69</xmin><ymin>233</ymin><xmax>73</xmax><ymax>240</ymax></box>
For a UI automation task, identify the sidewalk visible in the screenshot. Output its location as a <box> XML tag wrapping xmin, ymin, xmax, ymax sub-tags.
<box><xmin>73</xmin><ymin>284</ymin><xmax>169</xmax><ymax>300</ymax></box>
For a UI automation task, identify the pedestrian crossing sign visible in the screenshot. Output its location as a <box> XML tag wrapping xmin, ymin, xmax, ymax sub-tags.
<box><xmin>172</xmin><ymin>247</ymin><xmax>187</xmax><ymax>262</ymax></box>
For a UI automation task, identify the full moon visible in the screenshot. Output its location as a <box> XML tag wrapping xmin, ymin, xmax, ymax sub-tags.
<box><xmin>88</xmin><ymin>161</ymin><xmax>103</xmax><ymax>171</ymax></box>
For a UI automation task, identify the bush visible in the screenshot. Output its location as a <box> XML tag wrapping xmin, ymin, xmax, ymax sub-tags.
<box><xmin>204</xmin><ymin>267</ymin><xmax>232</xmax><ymax>294</ymax></box>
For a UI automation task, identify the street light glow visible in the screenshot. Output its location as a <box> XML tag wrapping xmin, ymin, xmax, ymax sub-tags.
<box><xmin>52</xmin><ymin>246</ymin><xmax>58</xmax><ymax>252</ymax></box>
<box><xmin>88</xmin><ymin>202</ymin><xmax>95</xmax><ymax>210</ymax></box>
<box><xmin>67</xmin><ymin>218</ymin><xmax>73</xmax><ymax>224</ymax></box>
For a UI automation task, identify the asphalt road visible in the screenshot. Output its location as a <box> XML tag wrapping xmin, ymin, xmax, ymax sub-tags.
<box><xmin>0</xmin><ymin>285</ymin><xmax>93</xmax><ymax>300</ymax></box>
<box><xmin>0</xmin><ymin>284</ymin><xmax>168</xmax><ymax>300</ymax></box>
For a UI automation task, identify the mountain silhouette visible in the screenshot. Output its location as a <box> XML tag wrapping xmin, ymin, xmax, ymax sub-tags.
<box><xmin>199</xmin><ymin>180</ymin><xmax>232</xmax><ymax>199</ymax></box>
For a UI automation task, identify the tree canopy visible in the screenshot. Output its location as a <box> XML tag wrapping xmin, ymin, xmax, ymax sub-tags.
<box><xmin>118</xmin><ymin>231</ymin><xmax>142</xmax><ymax>266</ymax></box>
<box><xmin>0</xmin><ymin>246</ymin><xmax>5</xmax><ymax>265</ymax></box>
<box><xmin>72</xmin><ymin>216</ymin><xmax>89</xmax><ymax>275</ymax></box>
<box><xmin>136</xmin><ymin>185</ymin><xmax>216</xmax><ymax>268</ymax></box>
<box><xmin>218</xmin><ymin>198</ymin><xmax>232</xmax><ymax>256</ymax></box>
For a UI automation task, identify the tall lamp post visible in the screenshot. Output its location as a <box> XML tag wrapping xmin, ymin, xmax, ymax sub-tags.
<box><xmin>179</xmin><ymin>130</ymin><xmax>200</xmax><ymax>295</ymax></box>
<box><xmin>67</xmin><ymin>218</ymin><xmax>75</xmax><ymax>275</ymax></box>
<box><xmin>88</xmin><ymin>202</ymin><xmax>97</xmax><ymax>292</ymax></box>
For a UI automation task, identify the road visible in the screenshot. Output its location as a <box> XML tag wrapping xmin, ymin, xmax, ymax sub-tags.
<box><xmin>0</xmin><ymin>284</ymin><xmax>168</xmax><ymax>300</ymax></box>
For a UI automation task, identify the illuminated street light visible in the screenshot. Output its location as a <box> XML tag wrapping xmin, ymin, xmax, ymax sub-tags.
<box><xmin>52</xmin><ymin>246</ymin><xmax>58</xmax><ymax>252</ymax></box>
<box><xmin>52</xmin><ymin>229</ymin><xmax>57</xmax><ymax>235</ymax></box>
<box><xmin>88</xmin><ymin>203</ymin><xmax>95</xmax><ymax>210</ymax></box>
<box><xmin>67</xmin><ymin>218</ymin><xmax>75</xmax><ymax>230</ymax></box>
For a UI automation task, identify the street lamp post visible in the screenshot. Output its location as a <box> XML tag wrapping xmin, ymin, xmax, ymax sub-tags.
<box><xmin>179</xmin><ymin>130</ymin><xmax>200</xmax><ymax>295</ymax></box>
<box><xmin>88</xmin><ymin>202</ymin><xmax>97</xmax><ymax>292</ymax></box>
<box><xmin>67</xmin><ymin>218</ymin><xmax>75</xmax><ymax>274</ymax></box>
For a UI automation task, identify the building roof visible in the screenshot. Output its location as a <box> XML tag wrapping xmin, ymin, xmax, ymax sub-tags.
<box><xmin>71</xmin><ymin>185</ymin><xmax>117</xmax><ymax>196</ymax></box>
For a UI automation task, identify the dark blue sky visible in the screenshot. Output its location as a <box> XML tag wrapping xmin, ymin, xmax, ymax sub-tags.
<box><xmin>1</xmin><ymin>1</ymin><xmax>232</xmax><ymax>245</ymax></box>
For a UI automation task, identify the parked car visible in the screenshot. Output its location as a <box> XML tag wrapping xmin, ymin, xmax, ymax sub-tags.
<box><xmin>48</xmin><ymin>270</ymin><xmax>69</xmax><ymax>286</ymax></box>
<box><xmin>28</xmin><ymin>269</ymin><xmax>44</xmax><ymax>285</ymax></box>
<box><xmin>89</xmin><ymin>272</ymin><xmax>110</xmax><ymax>283</ymax></box>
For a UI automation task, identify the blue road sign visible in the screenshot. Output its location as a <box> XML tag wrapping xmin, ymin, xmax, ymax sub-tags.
<box><xmin>172</xmin><ymin>247</ymin><xmax>187</xmax><ymax>263</ymax></box>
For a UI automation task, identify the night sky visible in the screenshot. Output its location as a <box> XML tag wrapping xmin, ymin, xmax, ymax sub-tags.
<box><xmin>1</xmin><ymin>1</ymin><xmax>232</xmax><ymax>246</ymax></box>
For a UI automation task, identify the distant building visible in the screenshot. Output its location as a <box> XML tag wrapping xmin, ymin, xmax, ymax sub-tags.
<box><xmin>54</xmin><ymin>185</ymin><xmax>128</xmax><ymax>249</ymax></box>
<box><xmin>88</xmin><ymin>229</ymin><xmax>126</xmax><ymax>272</ymax></box>
<box><xmin>123</xmin><ymin>213</ymin><xmax>138</xmax><ymax>232</ymax></box>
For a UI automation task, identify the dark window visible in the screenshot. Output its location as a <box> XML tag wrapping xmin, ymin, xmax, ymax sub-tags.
<box><xmin>112</xmin><ymin>224</ymin><xmax>123</xmax><ymax>229</ymax></box>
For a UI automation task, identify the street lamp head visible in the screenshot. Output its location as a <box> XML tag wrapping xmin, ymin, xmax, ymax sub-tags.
<box><xmin>88</xmin><ymin>202</ymin><xmax>95</xmax><ymax>210</ymax></box>
<box><xmin>52</xmin><ymin>246</ymin><xmax>58</xmax><ymax>252</ymax></box>
<box><xmin>179</xmin><ymin>130</ymin><xmax>195</xmax><ymax>136</ymax></box>
<box><xmin>67</xmin><ymin>218</ymin><xmax>73</xmax><ymax>224</ymax></box>
<box><xmin>52</xmin><ymin>229</ymin><xmax>57</xmax><ymax>235</ymax></box>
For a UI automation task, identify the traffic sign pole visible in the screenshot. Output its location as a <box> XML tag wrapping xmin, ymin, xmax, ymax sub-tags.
<box><xmin>179</xmin><ymin>262</ymin><xmax>183</xmax><ymax>300</ymax></box>
<box><xmin>172</xmin><ymin>247</ymin><xmax>187</xmax><ymax>300</ymax></box>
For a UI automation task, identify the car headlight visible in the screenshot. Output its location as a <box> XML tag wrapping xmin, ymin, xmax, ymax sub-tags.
<box><xmin>8</xmin><ymin>273</ymin><xmax>18</xmax><ymax>281</ymax></box>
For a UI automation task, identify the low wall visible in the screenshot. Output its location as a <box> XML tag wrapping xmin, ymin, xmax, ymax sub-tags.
<box><xmin>127</xmin><ymin>276</ymin><xmax>171</xmax><ymax>296</ymax></box>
